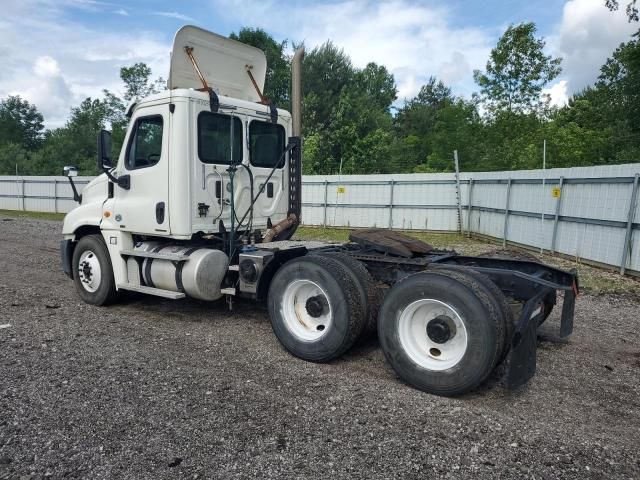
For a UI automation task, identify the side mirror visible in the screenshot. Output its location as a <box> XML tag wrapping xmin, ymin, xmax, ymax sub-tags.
<box><xmin>63</xmin><ymin>166</ymin><xmax>82</xmax><ymax>203</ymax></box>
<box><xmin>97</xmin><ymin>129</ymin><xmax>112</xmax><ymax>169</ymax></box>
<box><xmin>63</xmin><ymin>166</ymin><xmax>78</xmax><ymax>177</ymax></box>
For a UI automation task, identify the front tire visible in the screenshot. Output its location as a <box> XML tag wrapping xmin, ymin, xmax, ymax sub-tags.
<box><xmin>72</xmin><ymin>234</ymin><xmax>118</xmax><ymax>306</ymax></box>
<box><xmin>268</xmin><ymin>255</ymin><xmax>366</xmax><ymax>362</ymax></box>
<box><xmin>378</xmin><ymin>271</ymin><xmax>501</xmax><ymax>396</ymax></box>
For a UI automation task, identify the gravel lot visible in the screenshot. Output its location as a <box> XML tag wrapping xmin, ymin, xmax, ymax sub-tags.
<box><xmin>1</xmin><ymin>215</ymin><xmax>639</xmax><ymax>479</ymax></box>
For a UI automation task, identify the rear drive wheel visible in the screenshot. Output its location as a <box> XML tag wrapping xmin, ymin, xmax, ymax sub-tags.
<box><xmin>72</xmin><ymin>234</ymin><xmax>118</xmax><ymax>306</ymax></box>
<box><xmin>314</xmin><ymin>252</ymin><xmax>381</xmax><ymax>336</ymax></box>
<box><xmin>268</xmin><ymin>255</ymin><xmax>366</xmax><ymax>362</ymax></box>
<box><xmin>432</xmin><ymin>266</ymin><xmax>512</xmax><ymax>364</ymax></box>
<box><xmin>378</xmin><ymin>270</ymin><xmax>500</xmax><ymax>396</ymax></box>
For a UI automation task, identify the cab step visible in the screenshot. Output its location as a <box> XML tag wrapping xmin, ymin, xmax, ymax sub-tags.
<box><xmin>117</xmin><ymin>283</ymin><xmax>186</xmax><ymax>299</ymax></box>
<box><xmin>120</xmin><ymin>250</ymin><xmax>190</xmax><ymax>261</ymax></box>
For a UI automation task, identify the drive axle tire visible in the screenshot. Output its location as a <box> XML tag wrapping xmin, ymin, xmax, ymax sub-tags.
<box><xmin>378</xmin><ymin>270</ymin><xmax>500</xmax><ymax>396</ymax></box>
<box><xmin>72</xmin><ymin>234</ymin><xmax>118</xmax><ymax>306</ymax></box>
<box><xmin>314</xmin><ymin>252</ymin><xmax>381</xmax><ymax>336</ymax></box>
<box><xmin>432</xmin><ymin>266</ymin><xmax>512</xmax><ymax>364</ymax></box>
<box><xmin>268</xmin><ymin>255</ymin><xmax>366</xmax><ymax>362</ymax></box>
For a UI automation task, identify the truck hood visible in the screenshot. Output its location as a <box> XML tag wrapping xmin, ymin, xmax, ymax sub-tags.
<box><xmin>81</xmin><ymin>173</ymin><xmax>108</xmax><ymax>203</ymax></box>
<box><xmin>168</xmin><ymin>25</ymin><xmax>267</xmax><ymax>103</ymax></box>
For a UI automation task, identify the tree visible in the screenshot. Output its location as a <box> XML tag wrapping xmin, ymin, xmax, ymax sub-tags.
<box><xmin>393</xmin><ymin>77</ymin><xmax>456</xmax><ymax>172</ymax></box>
<box><xmin>230</xmin><ymin>28</ymin><xmax>291</xmax><ymax>107</ymax></box>
<box><xmin>0</xmin><ymin>96</ymin><xmax>44</xmax><ymax>150</ymax></box>
<box><xmin>605</xmin><ymin>0</ymin><xmax>639</xmax><ymax>21</ymax></box>
<box><xmin>302</xmin><ymin>41</ymin><xmax>355</xmax><ymax>133</ymax></box>
<box><xmin>356</xmin><ymin>63</ymin><xmax>397</xmax><ymax>111</ymax></box>
<box><xmin>473</xmin><ymin>23</ymin><xmax>562</xmax><ymax>114</ymax></box>
<box><xmin>120</xmin><ymin>63</ymin><xmax>165</xmax><ymax>101</ymax></box>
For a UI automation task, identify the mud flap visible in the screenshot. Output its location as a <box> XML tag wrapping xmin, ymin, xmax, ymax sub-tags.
<box><xmin>560</xmin><ymin>287</ymin><xmax>576</xmax><ymax>338</ymax></box>
<box><xmin>506</xmin><ymin>292</ymin><xmax>546</xmax><ymax>389</ymax></box>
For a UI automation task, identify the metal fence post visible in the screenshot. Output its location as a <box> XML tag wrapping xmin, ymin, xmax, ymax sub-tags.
<box><xmin>466</xmin><ymin>178</ymin><xmax>474</xmax><ymax>238</ymax></box>
<box><xmin>502</xmin><ymin>178</ymin><xmax>512</xmax><ymax>248</ymax></box>
<box><xmin>551</xmin><ymin>176</ymin><xmax>564</xmax><ymax>253</ymax></box>
<box><xmin>322</xmin><ymin>180</ymin><xmax>328</xmax><ymax>228</ymax></box>
<box><xmin>620</xmin><ymin>173</ymin><xmax>639</xmax><ymax>275</ymax></box>
<box><xmin>53</xmin><ymin>179</ymin><xmax>58</xmax><ymax>214</ymax></box>
<box><xmin>388</xmin><ymin>179</ymin><xmax>395</xmax><ymax>229</ymax></box>
<box><xmin>453</xmin><ymin>151</ymin><xmax>463</xmax><ymax>234</ymax></box>
<box><xmin>20</xmin><ymin>179</ymin><xmax>25</xmax><ymax>211</ymax></box>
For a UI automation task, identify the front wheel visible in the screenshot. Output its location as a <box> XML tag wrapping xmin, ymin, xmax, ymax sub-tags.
<box><xmin>72</xmin><ymin>234</ymin><xmax>118</xmax><ymax>306</ymax></box>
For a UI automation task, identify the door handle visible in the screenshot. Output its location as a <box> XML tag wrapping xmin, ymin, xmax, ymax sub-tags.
<box><xmin>156</xmin><ymin>202</ymin><xmax>165</xmax><ymax>224</ymax></box>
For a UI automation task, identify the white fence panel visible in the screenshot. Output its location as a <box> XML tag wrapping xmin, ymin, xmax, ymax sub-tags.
<box><xmin>1</xmin><ymin>164</ymin><xmax>640</xmax><ymax>273</ymax></box>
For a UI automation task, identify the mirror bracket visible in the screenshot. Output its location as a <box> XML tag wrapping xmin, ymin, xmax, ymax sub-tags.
<box><xmin>63</xmin><ymin>166</ymin><xmax>82</xmax><ymax>203</ymax></box>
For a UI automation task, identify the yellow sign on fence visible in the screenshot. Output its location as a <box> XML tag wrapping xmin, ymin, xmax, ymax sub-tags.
<box><xmin>337</xmin><ymin>186</ymin><xmax>346</xmax><ymax>194</ymax></box>
<box><xmin>552</xmin><ymin>187</ymin><xmax>561</xmax><ymax>198</ymax></box>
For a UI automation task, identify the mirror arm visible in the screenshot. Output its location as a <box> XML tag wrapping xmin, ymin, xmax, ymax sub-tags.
<box><xmin>67</xmin><ymin>177</ymin><xmax>82</xmax><ymax>203</ymax></box>
<box><xmin>101</xmin><ymin>166</ymin><xmax>130</xmax><ymax>190</ymax></box>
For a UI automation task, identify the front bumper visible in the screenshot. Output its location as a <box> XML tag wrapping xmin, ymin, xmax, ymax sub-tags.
<box><xmin>60</xmin><ymin>239</ymin><xmax>74</xmax><ymax>279</ymax></box>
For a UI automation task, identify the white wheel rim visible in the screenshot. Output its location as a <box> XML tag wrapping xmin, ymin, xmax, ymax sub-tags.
<box><xmin>398</xmin><ymin>299</ymin><xmax>468</xmax><ymax>371</ymax></box>
<box><xmin>78</xmin><ymin>250</ymin><xmax>102</xmax><ymax>293</ymax></box>
<box><xmin>281</xmin><ymin>279</ymin><xmax>332</xmax><ymax>341</ymax></box>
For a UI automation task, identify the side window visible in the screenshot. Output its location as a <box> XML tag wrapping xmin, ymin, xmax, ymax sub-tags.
<box><xmin>249</xmin><ymin>120</ymin><xmax>285</xmax><ymax>168</ymax></box>
<box><xmin>198</xmin><ymin>112</ymin><xmax>243</xmax><ymax>164</ymax></box>
<box><xmin>126</xmin><ymin>116</ymin><xmax>163</xmax><ymax>170</ymax></box>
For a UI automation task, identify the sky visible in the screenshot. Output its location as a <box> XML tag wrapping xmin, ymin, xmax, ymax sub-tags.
<box><xmin>0</xmin><ymin>0</ymin><xmax>637</xmax><ymax>128</ymax></box>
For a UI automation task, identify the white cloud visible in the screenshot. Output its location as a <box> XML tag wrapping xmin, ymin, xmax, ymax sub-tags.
<box><xmin>33</xmin><ymin>56</ymin><xmax>61</xmax><ymax>77</ymax></box>
<box><xmin>549</xmin><ymin>0</ymin><xmax>638</xmax><ymax>97</ymax></box>
<box><xmin>543</xmin><ymin>79</ymin><xmax>569</xmax><ymax>107</ymax></box>
<box><xmin>114</xmin><ymin>8</ymin><xmax>128</xmax><ymax>16</ymax></box>
<box><xmin>9</xmin><ymin>56</ymin><xmax>74</xmax><ymax>128</ymax></box>
<box><xmin>152</xmin><ymin>11</ymin><xmax>195</xmax><ymax>22</ymax></box>
<box><xmin>210</xmin><ymin>0</ymin><xmax>494</xmax><ymax>102</ymax></box>
<box><xmin>0</xmin><ymin>0</ymin><xmax>170</xmax><ymax>128</ymax></box>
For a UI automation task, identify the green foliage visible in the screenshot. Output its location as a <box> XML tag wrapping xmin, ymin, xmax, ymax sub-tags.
<box><xmin>606</xmin><ymin>0</ymin><xmax>639</xmax><ymax>21</ymax></box>
<box><xmin>473</xmin><ymin>23</ymin><xmax>561</xmax><ymax>115</ymax></box>
<box><xmin>230</xmin><ymin>28</ymin><xmax>291</xmax><ymax>108</ymax></box>
<box><xmin>301</xmin><ymin>42</ymin><xmax>396</xmax><ymax>175</ymax></box>
<box><xmin>0</xmin><ymin>96</ymin><xmax>44</xmax><ymax>150</ymax></box>
<box><xmin>120</xmin><ymin>63</ymin><xmax>165</xmax><ymax>101</ymax></box>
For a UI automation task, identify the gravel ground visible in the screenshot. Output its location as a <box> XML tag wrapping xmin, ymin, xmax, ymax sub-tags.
<box><xmin>1</xmin><ymin>215</ymin><xmax>639</xmax><ymax>479</ymax></box>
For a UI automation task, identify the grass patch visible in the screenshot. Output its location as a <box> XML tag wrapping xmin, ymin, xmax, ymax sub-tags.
<box><xmin>0</xmin><ymin>209</ymin><xmax>65</xmax><ymax>221</ymax></box>
<box><xmin>294</xmin><ymin>226</ymin><xmax>640</xmax><ymax>298</ymax></box>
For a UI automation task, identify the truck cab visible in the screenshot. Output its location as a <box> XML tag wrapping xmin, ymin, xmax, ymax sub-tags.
<box><xmin>61</xmin><ymin>25</ymin><xmax>303</xmax><ymax>303</ymax></box>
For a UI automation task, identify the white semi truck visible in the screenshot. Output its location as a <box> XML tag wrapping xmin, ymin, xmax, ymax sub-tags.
<box><xmin>60</xmin><ymin>26</ymin><xmax>578</xmax><ymax>396</ymax></box>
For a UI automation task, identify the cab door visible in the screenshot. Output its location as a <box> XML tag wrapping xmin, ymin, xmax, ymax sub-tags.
<box><xmin>112</xmin><ymin>106</ymin><xmax>170</xmax><ymax>235</ymax></box>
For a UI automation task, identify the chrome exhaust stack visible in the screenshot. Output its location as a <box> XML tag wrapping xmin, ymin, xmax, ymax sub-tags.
<box><xmin>291</xmin><ymin>46</ymin><xmax>304</xmax><ymax>137</ymax></box>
